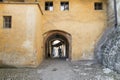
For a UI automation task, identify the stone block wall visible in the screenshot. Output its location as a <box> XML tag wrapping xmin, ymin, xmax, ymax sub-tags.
<box><xmin>95</xmin><ymin>0</ymin><xmax>120</xmax><ymax>73</ymax></box>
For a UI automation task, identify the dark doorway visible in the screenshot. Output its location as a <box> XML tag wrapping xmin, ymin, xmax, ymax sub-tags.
<box><xmin>44</xmin><ymin>31</ymin><xmax>71</xmax><ymax>59</ymax></box>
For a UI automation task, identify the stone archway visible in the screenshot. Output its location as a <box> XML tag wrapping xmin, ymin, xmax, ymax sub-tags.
<box><xmin>43</xmin><ymin>30</ymin><xmax>71</xmax><ymax>59</ymax></box>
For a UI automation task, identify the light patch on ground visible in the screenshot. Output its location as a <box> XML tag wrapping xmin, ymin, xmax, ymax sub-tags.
<box><xmin>73</xmin><ymin>68</ymin><xmax>80</xmax><ymax>72</ymax></box>
<box><xmin>84</xmin><ymin>67</ymin><xmax>93</xmax><ymax>70</ymax></box>
<box><xmin>104</xmin><ymin>76</ymin><xmax>114</xmax><ymax>80</ymax></box>
<box><xmin>95</xmin><ymin>75</ymin><xmax>102</xmax><ymax>80</ymax></box>
<box><xmin>103</xmin><ymin>68</ymin><xmax>113</xmax><ymax>74</ymax></box>
<box><xmin>84</xmin><ymin>62</ymin><xmax>93</xmax><ymax>66</ymax></box>
<box><xmin>95</xmin><ymin>75</ymin><xmax>114</xmax><ymax>80</ymax></box>
<box><xmin>80</xmin><ymin>73</ymin><xmax>87</xmax><ymax>76</ymax></box>
<box><xmin>37</xmin><ymin>69</ymin><xmax>43</xmax><ymax>74</ymax></box>
<box><xmin>73</xmin><ymin>65</ymin><xmax>79</xmax><ymax>69</ymax></box>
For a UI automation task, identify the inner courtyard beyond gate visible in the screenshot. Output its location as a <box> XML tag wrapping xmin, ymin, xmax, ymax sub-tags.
<box><xmin>44</xmin><ymin>30</ymin><xmax>71</xmax><ymax>59</ymax></box>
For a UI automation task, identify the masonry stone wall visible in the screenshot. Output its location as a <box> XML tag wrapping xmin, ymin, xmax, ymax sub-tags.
<box><xmin>95</xmin><ymin>0</ymin><xmax>120</xmax><ymax>73</ymax></box>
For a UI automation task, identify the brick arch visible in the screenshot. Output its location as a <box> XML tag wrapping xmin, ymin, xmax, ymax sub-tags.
<box><xmin>43</xmin><ymin>30</ymin><xmax>72</xmax><ymax>59</ymax></box>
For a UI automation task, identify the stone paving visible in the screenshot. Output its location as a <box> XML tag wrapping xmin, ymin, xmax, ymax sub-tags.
<box><xmin>0</xmin><ymin>59</ymin><xmax>120</xmax><ymax>80</ymax></box>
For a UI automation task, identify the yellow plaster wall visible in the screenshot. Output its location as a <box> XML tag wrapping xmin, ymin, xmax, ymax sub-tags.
<box><xmin>34</xmin><ymin>5</ymin><xmax>43</xmax><ymax>66</ymax></box>
<box><xmin>39</xmin><ymin>0</ymin><xmax>107</xmax><ymax>60</ymax></box>
<box><xmin>0</xmin><ymin>0</ymin><xmax>108</xmax><ymax>67</ymax></box>
<box><xmin>0</xmin><ymin>3</ymin><xmax>42</xmax><ymax>67</ymax></box>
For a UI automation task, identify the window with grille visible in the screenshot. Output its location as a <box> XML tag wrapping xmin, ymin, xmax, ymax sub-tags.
<box><xmin>45</xmin><ymin>1</ymin><xmax>53</xmax><ymax>11</ymax></box>
<box><xmin>94</xmin><ymin>2</ymin><xmax>103</xmax><ymax>10</ymax></box>
<box><xmin>61</xmin><ymin>2</ymin><xmax>69</xmax><ymax>11</ymax></box>
<box><xmin>3</xmin><ymin>16</ymin><xmax>12</xmax><ymax>28</ymax></box>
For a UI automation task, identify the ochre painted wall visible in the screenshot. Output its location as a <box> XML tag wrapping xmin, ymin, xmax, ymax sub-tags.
<box><xmin>0</xmin><ymin>3</ymin><xmax>42</xmax><ymax>67</ymax></box>
<box><xmin>39</xmin><ymin>0</ymin><xmax>107</xmax><ymax>60</ymax></box>
<box><xmin>0</xmin><ymin>0</ymin><xmax>108</xmax><ymax>67</ymax></box>
<box><xmin>34</xmin><ymin>5</ymin><xmax>43</xmax><ymax>66</ymax></box>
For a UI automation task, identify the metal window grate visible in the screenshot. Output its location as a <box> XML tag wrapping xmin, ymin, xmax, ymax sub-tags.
<box><xmin>3</xmin><ymin>16</ymin><xmax>12</xmax><ymax>28</ymax></box>
<box><xmin>45</xmin><ymin>1</ymin><xmax>53</xmax><ymax>11</ymax></box>
<box><xmin>94</xmin><ymin>2</ymin><xmax>103</xmax><ymax>10</ymax></box>
<box><xmin>61</xmin><ymin>2</ymin><xmax>69</xmax><ymax>11</ymax></box>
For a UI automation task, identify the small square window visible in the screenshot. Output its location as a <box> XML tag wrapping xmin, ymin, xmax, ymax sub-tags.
<box><xmin>0</xmin><ymin>0</ymin><xmax>3</xmax><ymax>2</ymax></box>
<box><xmin>45</xmin><ymin>1</ymin><xmax>53</xmax><ymax>11</ymax></box>
<box><xmin>61</xmin><ymin>2</ymin><xmax>69</xmax><ymax>11</ymax></box>
<box><xmin>94</xmin><ymin>2</ymin><xmax>103</xmax><ymax>10</ymax></box>
<box><xmin>3</xmin><ymin>16</ymin><xmax>12</xmax><ymax>28</ymax></box>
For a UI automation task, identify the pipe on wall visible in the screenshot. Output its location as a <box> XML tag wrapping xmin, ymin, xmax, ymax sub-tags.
<box><xmin>114</xmin><ymin>0</ymin><xmax>118</xmax><ymax>28</ymax></box>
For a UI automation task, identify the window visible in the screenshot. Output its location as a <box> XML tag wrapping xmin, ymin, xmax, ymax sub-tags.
<box><xmin>3</xmin><ymin>16</ymin><xmax>12</xmax><ymax>28</ymax></box>
<box><xmin>61</xmin><ymin>2</ymin><xmax>69</xmax><ymax>11</ymax></box>
<box><xmin>0</xmin><ymin>0</ymin><xmax>3</xmax><ymax>2</ymax></box>
<box><xmin>94</xmin><ymin>2</ymin><xmax>103</xmax><ymax>10</ymax></box>
<box><xmin>45</xmin><ymin>1</ymin><xmax>53</xmax><ymax>11</ymax></box>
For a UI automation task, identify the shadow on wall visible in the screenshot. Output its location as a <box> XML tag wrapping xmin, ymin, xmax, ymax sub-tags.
<box><xmin>0</xmin><ymin>61</ymin><xmax>17</xmax><ymax>68</ymax></box>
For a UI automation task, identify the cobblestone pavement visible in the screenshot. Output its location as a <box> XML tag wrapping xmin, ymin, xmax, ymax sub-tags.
<box><xmin>0</xmin><ymin>59</ymin><xmax>120</xmax><ymax>80</ymax></box>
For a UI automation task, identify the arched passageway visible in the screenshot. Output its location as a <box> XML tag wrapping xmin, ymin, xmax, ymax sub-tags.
<box><xmin>43</xmin><ymin>30</ymin><xmax>71</xmax><ymax>59</ymax></box>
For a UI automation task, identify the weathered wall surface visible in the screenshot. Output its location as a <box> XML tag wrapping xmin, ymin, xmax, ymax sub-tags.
<box><xmin>95</xmin><ymin>0</ymin><xmax>120</xmax><ymax>73</ymax></box>
<box><xmin>0</xmin><ymin>3</ymin><xmax>42</xmax><ymax>67</ymax></box>
<box><xmin>107</xmin><ymin>0</ymin><xmax>115</xmax><ymax>27</ymax></box>
<box><xmin>34</xmin><ymin>5</ymin><xmax>43</xmax><ymax>65</ymax></box>
<box><xmin>0</xmin><ymin>0</ymin><xmax>109</xmax><ymax>67</ymax></box>
<box><xmin>39</xmin><ymin>0</ymin><xmax>107</xmax><ymax>60</ymax></box>
<box><xmin>95</xmin><ymin>0</ymin><xmax>115</xmax><ymax>63</ymax></box>
<box><xmin>116</xmin><ymin>0</ymin><xmax>120</xmax><ymax>25</ymax></box>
